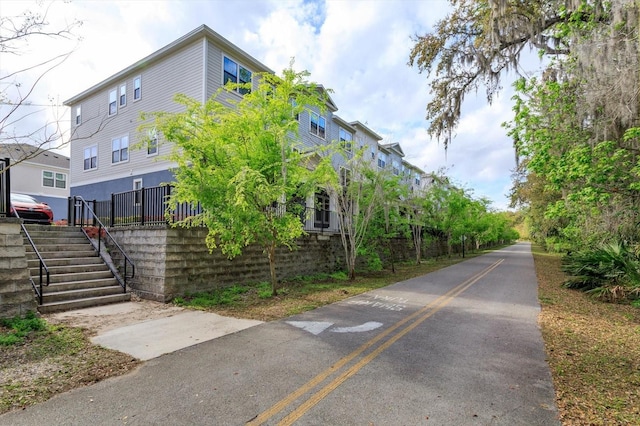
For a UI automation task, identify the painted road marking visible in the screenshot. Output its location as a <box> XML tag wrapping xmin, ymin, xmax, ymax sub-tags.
<box><xmin>247</xmin><ymin>258</ymin><xmax>504</xmax><ymax>425</ymax></box>
<box><xmin>330</xmin><ymin>321</ymin><xmax>383</xmax><ymax>333</ymax></box>
<box><xmin>285</xmin><ymin>321</ymin><xmax>333</xmax><ymax>335</ymax></box>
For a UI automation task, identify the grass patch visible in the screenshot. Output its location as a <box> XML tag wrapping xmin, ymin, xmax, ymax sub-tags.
<box><xmin>172</xmin><ymin>251</ymin><xmax>488</xmax><ymax>321</ymax></box>
<box><xmin>0</xmin><ymin>318</ymin><xmax>140</xmax><ymax>414</ymax></box>
<box><xmin>533</xmin><ymin>244</ymin><xmax>640</xmax><ymax>424</ymax></box>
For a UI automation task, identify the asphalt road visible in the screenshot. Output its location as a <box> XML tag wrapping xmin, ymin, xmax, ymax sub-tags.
<box><xmin>1</xmin><ymin>242</ymin><xmax>560</xmax><ymax>425</ymax></box>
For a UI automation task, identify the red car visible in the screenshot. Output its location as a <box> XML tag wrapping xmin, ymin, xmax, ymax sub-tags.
<box><xmin>9</xmin><ymin>193</ymin><xmax>53</xmax><ymax>225</ymax></box>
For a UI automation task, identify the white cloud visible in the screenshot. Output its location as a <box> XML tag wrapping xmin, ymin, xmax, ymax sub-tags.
<box><xmin>1</xmin><ymin>0</ymin><xmax>520</xmax><ymax>210</ymax></box>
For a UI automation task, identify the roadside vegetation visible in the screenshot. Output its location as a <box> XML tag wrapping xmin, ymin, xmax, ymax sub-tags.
<box><xmin>534</xmin><ymin>245</ymin><xmax>640</xmax><ymax>424</ymax></box>
<box><xmin>0</xmin><ymin>313</ymin><xmax>138</xmax><ymax>414</ymax></box>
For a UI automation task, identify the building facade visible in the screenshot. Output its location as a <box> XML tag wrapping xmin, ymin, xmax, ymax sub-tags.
<box><xmin>0</xmin><ymin>144</ymin><xmax>70</xmax><ymax>221</ymax></box>
<box><xmin>64</xmin><ymin>25</ymin><xmax>429</xmax><ymax>228</ymax></box>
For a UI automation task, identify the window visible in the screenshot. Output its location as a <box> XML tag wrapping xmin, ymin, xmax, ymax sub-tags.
<box><xmin>147</xmin><ymin>128</ymin><xmax>158</xmax><ymax>156</ymax></box>
<box><xmin>339</xmin><ymin>128</ymin><xmax>352</xmax><ymax>153</ymax></box>
<box><xmin>111</xmin><ymin>135</ymin><xmax>129</xmax><ymax>164</ymax></box>
<box><xmin>119</xmin><ymin>84</ymin><xmax>126</xmax><ymax>107</ymax></box>
<box><xmin>415</xmin><ymin>172</ymin><xmax>421</xmax><ymax>186</ymax></box>
<box><xmin>75</xmin><ymin>106</ymin><xmax>81</xmax><ymax>125</ymax></box>
<box><xmin>42</xmin><ymin>171</ymin><xmax>54</xmax><ymax>187</ymax></box>
<box><xmin>378</xmin><ymin>152</ymin><xmax>387</xmax><ymax>169</ymax></box>
<box><xmin>392</xmin><ymin>160</ymin><xmax>400</xmax><ymax>176</ymax></box>
<box><xmin>310</xmin><ymin>112</ymin><xmax>326</xmax><ymax>139</ymax></box>
<box><xmin>133</xmin><ymin>76</ymin><xmax>141</xmax><ymax>100</ymax></box>
<box><xmin>133</xmin><ymin>179</ymin><xmax>142</xmax><ymax>205</ymax></box>
<box><xmin>84</xmin><ymin>146</ymin><xmax>97</xmax><ymax>170</ymax></box>
<box><xmin>55</xmin><ymin>173</ymin><xmax>66</xmax><ymax>188</ymax></box>
<box><xmin>108</xmin><ymin>88</ymin><xmax>117</xmax><ymax>115</ymax></box>
<box><xmin>314</xmin><ymin>190</ymin><xmax>330</xmax><ymax>229</ymax></box>
<box><xmin>340</xmin><ymin>167</ymin><xmax>351</xmax><ymax>188</ymax></box>
<box><xmin>290</xmin><ymin>98</ymin><xmax>299</xmax><ymax>121</ymax></box>
<box><xmin>223</xmin><ymin>56</ymin><xmax>252</xmax><ymax>95</ymax></box>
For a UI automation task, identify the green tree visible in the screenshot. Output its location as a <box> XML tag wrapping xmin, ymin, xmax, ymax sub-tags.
<box><xmin>325</xmin><ymin>148</ymin><xmax>386</xmax><ymax>280</ymax></box>
<box><xmin>144</xmin><ymin>66</ymin><xmax>329</xmax><ymax>295</ymax></box>
<box><xmin>408</xmin><ymin>0</ymin><xmax>613</xmax><ymax>148</ymax></box>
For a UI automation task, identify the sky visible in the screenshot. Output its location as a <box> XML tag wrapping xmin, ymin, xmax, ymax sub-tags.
<box><xmin>1</xmin><ymin>0</ymin><xmax>544</xmax><ymax>210</ymax></box>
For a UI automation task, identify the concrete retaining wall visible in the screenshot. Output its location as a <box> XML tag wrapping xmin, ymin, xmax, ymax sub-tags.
<box><xmin>0</xmin><ymin>219</ymin><xmax>36</xmax><ymax>318</ymax></box>
<box><xmin>108</xmin><ymin>227</ymin><xmax>347</xmax><ymax>302</ymax></box>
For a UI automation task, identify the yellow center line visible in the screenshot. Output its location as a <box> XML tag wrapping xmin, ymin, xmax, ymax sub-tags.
<box><xmin>247</xmin><ymin>258</ymin><xmax>504</xmax><ymax>426</ymax></box>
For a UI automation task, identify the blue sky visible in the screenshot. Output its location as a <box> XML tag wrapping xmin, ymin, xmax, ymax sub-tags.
<box><xmin>2</xmin><ymin>0</ymin><xmax>544</xmax><ymax>210</ymax></box>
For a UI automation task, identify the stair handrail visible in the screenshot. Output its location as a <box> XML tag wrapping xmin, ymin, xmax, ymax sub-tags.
<box><xmin>73</xmin><ymin>196</ymin><xmax>135</xmax><ymax>292</ymax></box>
<box><xmin>13</xmin><ymin>212</ymin><xmax>50</xmax><ymax>305</ymax></box>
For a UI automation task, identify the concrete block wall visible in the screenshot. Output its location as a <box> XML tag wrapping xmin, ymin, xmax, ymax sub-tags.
<box><xmin>108</xmin><ymin>227</ymin><xmax>346</xmax><ymax>302</ymax></box>
<box><xmin>0</xmin><ymin>219</ymin><xmax>36</xmax><ymax>318</ymax></box>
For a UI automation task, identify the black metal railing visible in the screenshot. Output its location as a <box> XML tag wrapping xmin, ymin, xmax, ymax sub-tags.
<box><xmin>14</xmin><ymin>210</ymin><xmax>50</xmax><ymax>305</ymax></box>
<box><xmin>70</xmin><ymin>196</ymin><xmax>135</xmax><ymax>292</ymax></box>
<box><xmin>0</xmin><ymin>157</ymin><xmax>10</xmax><ymax>217</ymax></box>
<box><xmin>69</xmin><ymin>185</ymin><xmax>339</xmax><ymax>233</ymax></box>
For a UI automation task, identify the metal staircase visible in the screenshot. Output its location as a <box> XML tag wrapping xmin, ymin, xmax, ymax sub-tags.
<box><xmin>23</xmin><ymin>224</ymin><xmax>131</xmax><ymax>313</ymax></box>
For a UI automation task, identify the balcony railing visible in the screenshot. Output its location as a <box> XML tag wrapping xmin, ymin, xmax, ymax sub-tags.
<box><xmin>69</xmin><ymin>185</ymin><xmax>339</xmax><ymax>234</ymax></box>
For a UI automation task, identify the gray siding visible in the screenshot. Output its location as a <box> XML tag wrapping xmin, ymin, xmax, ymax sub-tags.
<box><xmin>68</xmin><ymin>39</ymin><xmax>204</xmax><ymax>188</ymax></box>
<box><xmin>71</xmin><ymin>169</ymin><xmax>175</xmax><ymax>202</ymax></box>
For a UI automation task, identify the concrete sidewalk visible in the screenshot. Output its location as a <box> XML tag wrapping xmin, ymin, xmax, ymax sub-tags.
<box><xmin>46</xmin><ymin>301</ymin><xmax>263</xmax><ymax>361</ymax></box>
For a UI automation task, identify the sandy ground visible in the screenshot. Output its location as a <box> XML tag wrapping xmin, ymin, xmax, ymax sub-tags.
<box><xmin>43</xmin><ymin>296</ymin><xmax>186</xmax><ymax>336</ymax></box>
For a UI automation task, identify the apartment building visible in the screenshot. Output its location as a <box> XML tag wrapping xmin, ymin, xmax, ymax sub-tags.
<box><xmin>64</xmin><ymin>25</ymin><xmax>428</xmax><ymax>228</ymax></box>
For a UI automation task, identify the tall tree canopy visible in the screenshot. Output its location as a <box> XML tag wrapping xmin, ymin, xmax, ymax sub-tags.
<box><xmin>408</xmin><ymin>0</ymin><xmax>613</xmax><ymax>147</ymax></box>
<box><xmin>145</xmin><ymin>66</ymin><xmax>329</xmax><ymax>295</ymax></box>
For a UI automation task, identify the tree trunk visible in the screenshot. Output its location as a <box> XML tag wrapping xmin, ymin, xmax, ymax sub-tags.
<box><xmin>267</xmin><ymin>243</ymin><xmax>278</xmax><ymax>296</ymax></box>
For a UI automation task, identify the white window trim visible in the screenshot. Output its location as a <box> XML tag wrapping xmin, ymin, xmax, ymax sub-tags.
<box><xmin>133</xmin><ymin>75</ymin><xmax>141</xmax><ymax>101</ymax></box>
<box><xmin>147</xmin><ymin>128</ymin><xmax>159</xmax><ymax>157</ymax></box>
<box><xmin>309</xmin><ymin>111</ymin><xmax>326</xmax><ymax>139</ymax></box>
<box><xmin>84</xmin><ymin>145</ymin><xmax>98</xmax><ymax>171</ymax></box>
<box><xmin>119</xmin><ymin>83</ymin><xmax>127</xmax><ymax>107</ymax></box>
<box><xmin>42</xmin><ymin>170</ymin><xmax>54</xmax><ymax>188</ymax></box>
<box><xmin>54</xmin><ymin>172</ymin><xmax>67</xmax><ymax>189</ymax></box>
<box><xmin>222</xmin><ymin>55</ymin><xmax>252</xmax><ymax>95</ymax></box>
<box><xmin>133</xmin><ymin>178</ymin><xmax>143</xmax><ymax>205</ymax></box>
<box><xmin>75</xmin><ymin>106</ymin><xmax>81</xmax><ymax>125</ymax></box>
<box><xmin>111</xmin><ymin>135</ymin><xmax>130</xmax><ymax>164</ymax></box>
<box><xmin>108</xmin><ymin>88</ymin><xmax>117</xmax><ymax>116</ymax></box>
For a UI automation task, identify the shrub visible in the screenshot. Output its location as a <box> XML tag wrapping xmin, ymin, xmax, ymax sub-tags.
<box><xmin>562</xmin><ymin>241</ymin><xmax>640</xmax><ymax>302</ymax></box>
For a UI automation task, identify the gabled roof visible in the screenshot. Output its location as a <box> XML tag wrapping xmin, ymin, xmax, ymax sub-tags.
<box><xmin>315</xmin><ymin>85</ymin><xmax>338</xmax><ymax>112</ymax></box>
<box><xmin>64</xmin><ymin>25</ymin><xmax>274</xmax><ymax>106</ymax></box>
<box><xmin>402</xmin><ymin>159</ymin><xmax>425</xmax><ymax>175</ymax></box>
<box><xmin>0</xmin><ymin>143</ymin><xmax>70</xmax><ymax>169</ymax></box>
<box><xmin>332</xmin><ymin>115</ymin><xmax>356</xmax><ymax>132</ymax></box>
<box><xmin>379</xmin><ymin>142</ymin><xmax>405</xmax><ymax>158</ymax></box>
<box><xmin>349</xmin><ymin>121</ymin><xmax>383</xmax><ymax>141</ymax></box>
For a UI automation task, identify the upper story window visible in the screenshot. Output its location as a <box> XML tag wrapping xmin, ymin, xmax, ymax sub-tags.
<box><xmin>111</xmin><ymin>135</ymin><xmax>129</xmax><ymax>164</ymax></box>
<box><xmin>378</xmin><ymin>152</ymin><xmax>387</xmax><ymax>169</ymax></box>
<box><xmin>43</xmin><ymin>171</ymin><xmax>67</xmax><ymax>189</ymax></box>
<box><xmin>147</xmin><ymin>128</ymin><xmax>158</xmax><ymax>156</ymax></box>
<box><xmin>415</xmin><ymin>172</ymin><xmax>421</xmax><ymax>186</ymax></box>
<box><xmin>392</xmin><ymin>160</ymin><xmax>400</xmax><ymax>176</ymax></box>
<box><xmin>119</xmin><ymin>84</ymin><xmax>127</xmax><ymax>107</ymax></box>
<box><xmin>310</xmin><ymin>112</ymin><xmax>326</xmax><ymax>139</ymax></box>
<box><xmin>223</xmin><ymin>56</ymin><xmax>252</xmax><ymax>95</ymax></box>
<box><xmin>84</xmin><ymin>146</ymin><xmax>97</xmax><ymax>171</ymax></box>
<box><xmin>133</xmin><ymin>76</ymin><xmax>141</xmax><ymax>100</ymax></box>
<box><xmin>75</xmin><ymin>106</ymin><xmax>81</xmax><ymax>125</ymax></box>
<box><xmin>339</xmin><ymin>128</ymin><xmax>352</xmax><ymax>153</ymax></box>
<box><xmin>108</xmin><ymin>88</ymin><xmax>117</xmax><ymax>116</ymax></box>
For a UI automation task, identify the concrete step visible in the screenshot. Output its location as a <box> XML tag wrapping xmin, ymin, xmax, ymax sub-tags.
<box><xmin>37</xmin><ymin>293</ymin><xmax>131</xmax><ymax>314</ymax></box>
<box><xmin>28</xmin><ymin>257</ymin><xmax>103</xmax><ymax>268</ymax></box>
<box><xmin>25</xmin><ymin>243</ymin><xmax>94</xmax><ymax>253</ymax></box>
<box><xmin>40</xmin><ymin>278</ymin><xmax>120</xmax><ymax>293</ymax></box>
<box><xmin>27</xmin><ymin>250</ymin><xmax>98</xmax><ymax>260</ymax></box>
<box><xmin>41</xmin><ymin>285</ymin><xmax>125</xmax><ymax>304</ymax></box>
<box><xmin>30</xmin><ymin>262</ymin><xmax>110</xmax><ymax>276</ymax></box>
<box><xmin>24</xmin><ymin>236</ymin><xmax>88</xmax><ymax>246</ymax></box>
<box><xmin>47</xmin><ymin>270</ymin><xmax>115</xmax><ymax>284</ymax></box>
